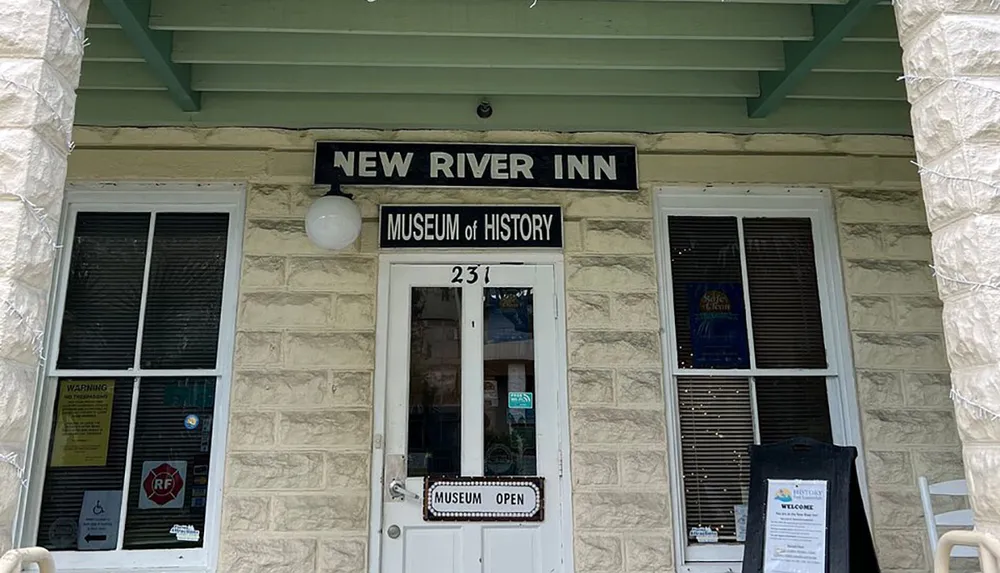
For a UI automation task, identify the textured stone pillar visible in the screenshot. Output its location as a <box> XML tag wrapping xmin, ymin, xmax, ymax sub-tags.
<box><xmin>893</xmin><ymin>0</ymin><xmax>1000</xmax><ymax>542</ymax></box>
<box><xmin>0</xmin><ymin>0</ymin><xmax>89</xmax><ymax>552</ymax></box>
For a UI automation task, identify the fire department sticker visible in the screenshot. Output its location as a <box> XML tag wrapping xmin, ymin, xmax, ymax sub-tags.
<box><xmin>138</xmin><ymin>461</ymin><xmax>187</xmax><ymax>510</ymax></box>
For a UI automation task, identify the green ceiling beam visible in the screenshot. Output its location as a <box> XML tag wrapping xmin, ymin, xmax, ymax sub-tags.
<box><xmin>101</xmin><ymin>0</ymin><xmax>200</xmax><ymax>111</ymax></box>
<box><xmin>747</xmin><ymin>0</ymin><xmax>881</xmax><ymax>118</ymax></box>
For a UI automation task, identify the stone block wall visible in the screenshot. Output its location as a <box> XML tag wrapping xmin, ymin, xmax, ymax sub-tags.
<box><xmin>836</xmin><ymin>189</ymin><xmax>966</xmax><ymax>572</ymax></box>
<box><xmin>61</xmin><ymin>127</ymin><xmax>959</xmax><ymax>573</ymax></box>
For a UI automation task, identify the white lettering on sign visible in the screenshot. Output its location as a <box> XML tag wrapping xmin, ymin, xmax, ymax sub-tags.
<box><xmin>483</xmin><ymin>213</ymin><xmax>553</xmax><ymax>243</ymax></box>
<box><xmin>335</xmin><ymin>150</ymin><xmax>614</xmax><ymax>182</ymax></box>
<box><xmin>386</xmin><ymin>212</ymin><xmax>461</xmax><ymax>242</ymax></box>
<box><xmin>424</xmin><ymin>479</ymin><xmax>542</xmax><ymax>520</ymax></box>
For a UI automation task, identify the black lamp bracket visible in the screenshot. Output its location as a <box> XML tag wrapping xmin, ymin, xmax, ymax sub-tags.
<box><xmin>324</xmin><ymin>179</ymin><xmax>353</xmax><ymax>200</ymax></box>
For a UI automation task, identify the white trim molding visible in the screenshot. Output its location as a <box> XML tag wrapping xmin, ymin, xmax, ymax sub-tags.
<box><xmin>16</xmin><ymin>182</ymin><xmax>246</xmax><ymax>573</ymax></box>
<box><xmin>651</xmin><ymin>186</ymin><xmax>868</xmax><ymax>573</ymax></box>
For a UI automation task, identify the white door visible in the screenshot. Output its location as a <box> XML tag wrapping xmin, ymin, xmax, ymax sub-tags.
<box><xmin>377</xmin><ymin>263</ymin><xmax>564</xmax><ymax>573</ymax></box>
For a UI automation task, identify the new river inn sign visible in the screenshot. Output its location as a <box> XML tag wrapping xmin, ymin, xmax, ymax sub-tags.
<box><xmin>313</xmin><ymin>141</ymin><xmax>639</xmax><ymax>192</ymax></box>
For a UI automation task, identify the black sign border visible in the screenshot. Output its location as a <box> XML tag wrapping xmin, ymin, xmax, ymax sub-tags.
<box><xmin>313</xmin><ymin>140</ymin><xmax>639</xmax><ymax>192</ymax></box>
<box><xmin>378</xmin><ymin>204</ymin><xmax>564</xmax><ymax>250</ymax></box>
<box><xmin>422</xmin><ymin>476</ymin><xmax>545</xmax><ymax>523</ymax></box>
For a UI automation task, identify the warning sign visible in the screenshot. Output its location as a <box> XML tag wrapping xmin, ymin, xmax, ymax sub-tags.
<box><xmin>138</xmin><ymin>461</ymin><xmax>187</xmax><ymax>510</ymax></box>
<box><xmin>50</xmin><ymin>380</ymin><xmax>115</xmax><ymax>467</ymax></box>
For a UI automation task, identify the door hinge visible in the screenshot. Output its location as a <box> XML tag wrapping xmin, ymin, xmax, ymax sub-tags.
<box><xmin>554</xmin><ymin>293</ymin><xmax>559</xmax><ymax>320</ymax></box>
<box><xmin>558</xmin><ymin>450</ymin><xmax>564</xmax><ymax>478</ymax></box>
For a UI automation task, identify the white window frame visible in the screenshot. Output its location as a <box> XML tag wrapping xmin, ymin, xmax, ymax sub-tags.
<box><xmin>16</xmin><ymin>182</ymin><xmax>246</xmax><ymax>573</ymax></box>
<box><xmin>652</xmin><ymin>186</ymin><xmax>869</xmax><ymax>573</ymax></box>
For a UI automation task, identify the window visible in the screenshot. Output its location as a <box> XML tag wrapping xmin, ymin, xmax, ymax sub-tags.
<box><xmin>23</xmin><ymin>185</ymin><xmax>243</xmax><ymax>571</ymax></box>
<box><xmin>654</xmin><ymin>188</ymin><xmax>862</xmax><ymax>568</ymax></box>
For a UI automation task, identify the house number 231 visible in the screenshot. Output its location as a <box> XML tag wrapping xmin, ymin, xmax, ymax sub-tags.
<box><xmin>451</xmin><ymin>265</ymin><xmax>491</xmax><ymax>285</ymax></box>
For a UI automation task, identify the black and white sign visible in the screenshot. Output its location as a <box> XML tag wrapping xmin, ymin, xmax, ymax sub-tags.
<box><xmin>380</xmin><ymin>205</ymin><xmax>562</xmax><ymax>249</ymax></box>
<box><xmin>77</xmin><ymin>490</ymin><xmax>121</xmax><ymax>551</ymax></box>
<box><xmin>314</xmin><ymin>141</ymin><xmax>638</xmax><ymax>191</ymax></box>
<box><xmin>423</xmin><ymin>476</ymin><xmax>544</xmax><ymax>522</ymax></box>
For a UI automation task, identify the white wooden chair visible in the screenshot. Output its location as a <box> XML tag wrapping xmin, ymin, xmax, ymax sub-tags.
<box><xmin>919</xmin><ymin>476</ymin><xmax>978</xmax><ymax>560</ymax></box>
<box><xmin>936</xmin><ymin>530</ymin><xmax>1000</xmax><ymax>573</ymax></box>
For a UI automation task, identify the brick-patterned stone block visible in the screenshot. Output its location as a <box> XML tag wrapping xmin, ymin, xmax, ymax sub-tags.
<box><xmin>278</xmin><ymin>410</ymin><xmax>371</xmax><ymax>447</ymax></box>
<box><xmin>288</xmin><ymin>257</ymin><xmax>377</xmax><ymax>292</ymax></box>
<box><xmin>572</xmin><ymin>451</ymin><xmax>619</xmax><ymax>486</ymax></box>
<box><xmin>848</xmin><ymin>296</ymin><xmax>894</xmax><ymax>331</ymax></box>
<box><xmin>844</xmin><ymin>259</ymin><xmax>937</xmax><ymax>295</ymax></box>
<box><xmin>895</xmin><ymin>296</ymin><xmax>943</xmax><ymax>331</ymax></box>
<box><xmin>272</xmin><ymin>495</ymin><xmax>368</xmax><ymax>531</ymax></box>
<box><xmin>220</xmin><ymin>538</ymin><xmax>317</xmax><ymax>573</ymax></box>
<box><xmin>883</xmin><ymin>225</ymin><xmax>932</xmax><ymax>260</ymax></box>
<box><xmin>566</xmin><ymin>256</ymin><xmax>657</xmax><ymax>292</ymax></box>
<box><xmin>325</xmin><ymin>453</ymin><xmax>370</xmax><ymax>489</ymax></box>
<box><xmin>567</xmin><ymin>293</ymin><xmax>612</xmax><ymax>328</ymax></box>
<box><xmin>226</xmin><ymin>452</ymin><xmax>324</xmax><ymax>489</ymax></box>
<box><xmin>576</xmin><ymin>535</ymin><xmax>624</xmax><ymax>573</ymax></box>
<box><xmin>583</xmin><ymin>220</ymin><xmax>653</xmax><ymax>254</ymax></box>
<box><xmin>863</xmin><ymin>409</ymin><xmax>959</xmax><ymax>447</ymax></box>
<box><xmin>903</xmin><ymin>372</ymin><xmax>952</xmax><ymax>408</ymax></box>
<box><xmin>571</xmin><ymin>409</ymin><xmax>666</xmax><ymax>445</ymax></box>
<box><xmin>866</xmin><ymin>450</ymin><xmax>912</xmax><ymax>486</ymax></box>
<box><xmin>620</xmin><ymin>450</ymin><xmax>668</xmax><ymax>485</ymax></box>
<box><xmin>317</xmin><ymin>538</ymin><xmax>368</xmax><ymax>573</ymax></box>
<box><xmin>568</xmin><ymin>331</ymin><xmax>660</xmax><ymax>367</ymax></box>
<box><xmin>229</xmin><ymin>412</ymin><xmax>277</xmax><ymax>448</ymax></box>
<box><xmin>855</xmin><ymin>370</ymin><xmax>905</xmax><ymax>408</ymax></box>
<box><xmin>334</xmin><ymin>294</ymin><xmax>376</xmax><ymax>329</ymax></box>
<box><xmin>873</xmin><ymin>528</ymin><xmax>927</xmax><ymax>570</ymax></box>
<box><xmin>610</xmin><ymin>293</ymin><xmax>660</xmax><ymax>330</ymax></box>
<box><xmin>233</xmin><ymin>370</ymin><xmax>331</xmax><ymax>408</ymax></box>
<box><xmin>625</xmin><ymin>534</ymin><xmax>673</xmax><ymax>571</ymax></box>
<box><xmin>616</xmin><ymin>370</ymin><xmax>662</xmax><ymax>404</ymax></box>
<box><xmin>574</xmin><ymin>492</ymin><xmax>669</xmax><ymax>529</ymax></box>
<box><xmin>569</xmin><ymin>369</ymin><xmax>615</xmax><ymax>404</ymax></box>
<box><xmin>242</xmin><ymin>255</ymin><xmax>286</xmax><ymax>289</ymax></box>
<box><xmin>235</xmin><ymin>331</ymin><xmax>282</xmax><ymax>366</ymax></box>
<box><xmin>285</xmin><ymin>332</ymin><xmax>375</xmax><ymax>368</ymax></box>
<box><xmin>853</xmin><ymin>332</ymin><xmax>948</xmax><ymax>370</ymax></box>
<box><xmin>834</xmin><ymin>190</ymin><xmax>928</xmax><ymax>225</ymax></box>
<box><xmin>222</xmin><ymin>496</ymin><xmax>270</xmax><ymax>531</ymax></box>
<box><xmin>240</xmin><ymin>292</ymin><xmax>333</xmax><ymax>328</ymax></box>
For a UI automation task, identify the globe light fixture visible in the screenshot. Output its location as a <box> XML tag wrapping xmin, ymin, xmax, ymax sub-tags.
<box><xmin>304</xmin><ymin>183</ymin><xmax>362</xmax><ymax>250</ymax></box>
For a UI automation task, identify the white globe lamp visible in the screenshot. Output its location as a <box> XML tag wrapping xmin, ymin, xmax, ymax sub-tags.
<box><xmin>304</xmin><ymin>185</ymin><xmax>362</xmax><ymax>250</ymax></box>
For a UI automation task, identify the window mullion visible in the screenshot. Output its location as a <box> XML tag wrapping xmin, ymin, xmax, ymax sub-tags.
<box><xmin>115</xmin><ymin>377</ymin><xmax>141</xmax><ymax>550</ymax></box>
<box><xmin>735</xmin><ymin>217</ymin><xmax>757</xmax><ymax>370</ymax></box>
<box><xmin>132</xmin><ymin>213</ymin><xmax>158</xmax><ymax>370</ymax></box>
<box><xmin>748</xmin><ymin>377</ymin><xmax>761</xmax><ymax>445</ymax></box>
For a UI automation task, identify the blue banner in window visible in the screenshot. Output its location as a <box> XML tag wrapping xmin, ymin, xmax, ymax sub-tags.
<box><xmin>686</xmin><ymin>282</ymin><xmax>750</xmax><ymax>368</ymax></box>
<box><xmin>485</xmin><ymin>290</ymin><xmax>533</xmax><ymax>344</ymax></box>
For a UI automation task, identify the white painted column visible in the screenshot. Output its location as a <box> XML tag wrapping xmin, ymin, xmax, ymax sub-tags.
<box><xmin>0</xmin><ymin>0</ymin><xmax>89</xmax><ymax>551</ymax></box>
<box><xmin>893</xmin><ymin>1</ymin><xmax>1000</xmax><ymax>541</ymax></box>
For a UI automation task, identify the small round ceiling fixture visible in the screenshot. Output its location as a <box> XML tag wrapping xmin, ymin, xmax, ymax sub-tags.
<box><xmin>304</xmin><ymin>183</ymin><xmax>362</xmax><ymax>250</ymax></box>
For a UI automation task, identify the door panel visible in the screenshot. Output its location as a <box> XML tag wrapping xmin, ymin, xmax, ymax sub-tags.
<box><xmin>379</xmin><ymin>263</ymin><xmax>562</xmax><ymax>573</ymax></box>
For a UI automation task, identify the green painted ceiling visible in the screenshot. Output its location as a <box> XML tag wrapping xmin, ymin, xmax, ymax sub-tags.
<box><xmin>76</xmin><ymin>0</ymin><xmax>910</xmax><ymax>135</ymax></box>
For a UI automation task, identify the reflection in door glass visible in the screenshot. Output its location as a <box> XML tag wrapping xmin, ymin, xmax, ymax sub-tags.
<box><xmin>483</xmin><ymin>288</ymin><xmax>537</xmax><ymax>476</ymax></box>
<box><xmin>408</xmin><ymin>287</ymin><xmax>462</xmax><ymax>477</ymax></box>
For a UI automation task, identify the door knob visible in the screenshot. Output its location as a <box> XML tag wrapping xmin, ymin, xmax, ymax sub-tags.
<box><xmin>389</xmin><ymin>479</ymin><xmax>420</xmax><ymax>500</ymax></box>
<box><xmin>387</xmin><ymin>524</ymin><xmax>401</xmax><ymax>539</ymax></box>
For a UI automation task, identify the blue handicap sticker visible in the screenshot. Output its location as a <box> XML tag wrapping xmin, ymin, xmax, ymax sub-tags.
<box><xmin>508</xmin><ymin>392</ymin><xmax>533</xmax><ymax>409</ymax></box>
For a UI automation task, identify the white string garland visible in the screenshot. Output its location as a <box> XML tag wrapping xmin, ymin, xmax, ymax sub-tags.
<box><xmin>0</xmin><ymin>0</ymin><xmax>83</xmax><ymax>491</ymax></box>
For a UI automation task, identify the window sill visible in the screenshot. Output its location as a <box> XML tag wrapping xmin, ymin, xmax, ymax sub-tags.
<box><xmin>679</xmin><ymin>562</ymin><xmax>744</xmax><ymax>573</ymax></box>
<box><xmin>45</xmin><ymin>548</ymin><xmax>210</xmax><ymax>573</ymax></box>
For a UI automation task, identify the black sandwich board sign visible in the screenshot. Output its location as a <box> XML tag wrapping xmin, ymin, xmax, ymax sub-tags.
<box><xmin>379</xmin><ymin>205</ymin><xmax>563</xmax><ymax>249</ymax></box>
<box><xmin>741</xmin><ymin>438</ymin><xmax>880</xmax><ymax>573</ymax></box>
<box><xmin>313</xmin><ymin>141</ymin><xmax>638</xmax><ymax>192</ymax></box>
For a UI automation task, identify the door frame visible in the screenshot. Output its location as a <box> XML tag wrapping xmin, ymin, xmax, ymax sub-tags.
<box><xmin>367</xmin><ymin>251</ymin><xmax>575</xmax><ymax>573</ymax></box>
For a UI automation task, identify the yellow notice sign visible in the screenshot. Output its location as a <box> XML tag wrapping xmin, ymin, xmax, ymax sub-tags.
<box><xmin>50</xmin><ymin>380</ymin><xmax>115</xmax><ymax>467</ymax></box>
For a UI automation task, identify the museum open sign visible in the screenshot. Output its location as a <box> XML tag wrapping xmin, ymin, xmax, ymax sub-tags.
<box><xmin>313</xmin><ymin>141</ymin><xmax>638</xmax><ymax>191</ymax></box>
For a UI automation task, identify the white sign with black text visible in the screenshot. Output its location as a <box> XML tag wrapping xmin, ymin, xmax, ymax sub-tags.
<box><xmin>763</xmin><ymin>479</ymin><xmax>829</xmax><ymax>573</ymax></box>
<box><xmin>77</xmin><ymin>490</ymin><xmax>121</xmax><ymax>551</ymax></box>
<box><xmin>423</xmin><ymin>477</ymin><xmax>544</xmax><ymax>522</ymax></box>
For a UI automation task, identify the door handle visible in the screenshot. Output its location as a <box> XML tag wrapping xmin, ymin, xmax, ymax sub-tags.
<box><xmin>389</xmin><ymin>479</ymin><xmax>421</xmax><ymax>501</ymax></box>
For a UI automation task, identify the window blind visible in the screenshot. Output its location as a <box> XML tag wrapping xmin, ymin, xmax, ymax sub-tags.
<box><xmin>667</xmin><ymin>215</ymin><xmax>834</xmax><ymax>546</ymax></box>
<box><xmin>38</xmin><ymin>212</ymin><xmax>229</xmax><ymax>552</ymax></box>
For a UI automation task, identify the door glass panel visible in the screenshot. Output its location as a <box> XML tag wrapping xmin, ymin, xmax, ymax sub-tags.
<box><xmin>407</xmin><ymin>287</ymin><xmax>462</xmax><ymax>477</ymax></box>
<box><xmin>483</xmin><ymin>288</ymin><xmax>537</xmax><ymax>476</ymax></box>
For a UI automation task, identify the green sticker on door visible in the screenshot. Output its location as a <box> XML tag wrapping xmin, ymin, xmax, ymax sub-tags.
<box><xmin>508</xmin><ymin>392</ymin><xmax>533</xmax><ymax>409</ymax></box>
